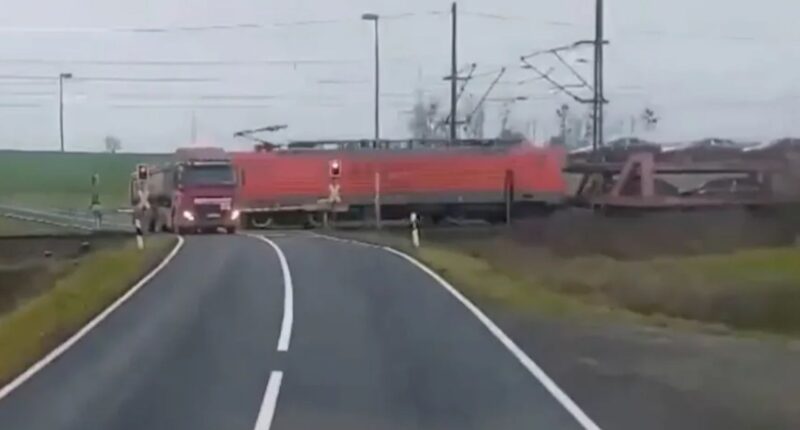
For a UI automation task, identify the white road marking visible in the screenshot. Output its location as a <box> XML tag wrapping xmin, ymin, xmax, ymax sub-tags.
<box><xmin>0</xmin><ymin>236</ymin><xmax>185</xmax><ymax>401</ymax></box>
<box><xmin>307</xmin><ymin>231</ymin><xmax>378</xmax><ymax>248</ymax></box>
<box><xmin>309</xmin><ymin>231</ymin><xmax>602</xmax><ymax>430</ymax></box>
<box><xmin>381</xmin><ymin>246</ymin><xmax>603</xmax><ymax>430</ymax></box>
<box><xmin>251</xmin><ymin>235</ymin><xmax>294</xmax><ymax>352</ymax></box>
<box><xmin>253</xmin><ymin>370</ymin><xmax>284</xmax><ymax>430</ymax></box>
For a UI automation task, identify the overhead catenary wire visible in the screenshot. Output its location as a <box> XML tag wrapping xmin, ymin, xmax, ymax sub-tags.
<box><xmin>0</xmin><ymin>75</ymin><xmax>219</xmax><ymax>83</ymax></box>
<box><xmin>0</xmin><ymin>11</ymin><xmax>448</xmax><ymax>34</ymax></box>
<box><xmin>0</xmin><ymin>58</ymin><xmax>365</xmax><ymax>67</ymax></box>
<box><xmin>110</xmin><ymin>104</ymin><xmax>273</xmax><ymax>109</ymax></box>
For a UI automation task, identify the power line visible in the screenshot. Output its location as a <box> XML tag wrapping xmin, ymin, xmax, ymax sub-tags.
<box><xmin>74</xmin><ymin>77</ymin><xmax>219</xmax><ymax>83</ymax></box>
<box><xmin>0</xmin><ymin>103</ymin><xmax>43</xmax><ymax>108</ymax></box>
<box><xmin>0</xmin><ymin>12</ymin><xmax>447</xmax><ymax>34</ymax></box>
<box><xmin>0</xmin><ymin>75</ymin><xmax>218</xmax><ymax>83</ymax></box>
<box><xmin>0</xmin><ymin>58</ymin><xmax>363</xmax><ymax>67</ymax></box>
<box><xmin>461</xmin><ymin>9</ymin><xmax>800</xmax><ymax>44</ymax></box>
<box><xmin>111</xmin><ymin>104</ymin><xmax>273</xmax><ymax>109</ymax></box>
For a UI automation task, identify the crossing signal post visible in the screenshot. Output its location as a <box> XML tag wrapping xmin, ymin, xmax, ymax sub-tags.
<box><xmin>133</xmin><ymin>165</ymin><xmax>150</xmax><ymax>250</ymax></box>
<box><xmin>90</xmin><ymin>173</ymin><xmax>102</xmax><ymax>229</ymax></box>
<box><xmin>136</xmin><ymin>164</ymin><xmax>149</xmax><ymax>181</ymax></box>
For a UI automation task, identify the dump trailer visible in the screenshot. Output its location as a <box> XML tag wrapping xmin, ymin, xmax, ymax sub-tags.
<box><xmin>130</xmin><ymin>147</ymin><xmax>240</xmax><ymax>234</ymax></box>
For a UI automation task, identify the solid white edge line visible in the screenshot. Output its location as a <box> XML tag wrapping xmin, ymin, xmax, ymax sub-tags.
<box><xmin>309</xmin><ymin>229</ymin><xmax>602</xmax><ymax>430</ymax></box>
<box><xmin>0</xmin><ymin>235</ymin><xmax>186</xmax><ymax>401</ymax></box>
<box><xmin>253</xmin><ymin>370</ymin><xmax>284</xmax><ymax>430</ymax></box>
<box><xmin>380</xmin><ymin>246</ymin><xmax>603</xmax><ymax>430</ymax></box>
<box><xmin>250</xmin><ymin>235</ymin><xmax>294</xmax><ymax>352</ymax></box>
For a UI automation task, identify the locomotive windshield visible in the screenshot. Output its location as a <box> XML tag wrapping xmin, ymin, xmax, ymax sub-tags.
<box><xmin>179</xmin><ymin>163</ymin><xmax>236</xmax><ymax>186</ymax></box>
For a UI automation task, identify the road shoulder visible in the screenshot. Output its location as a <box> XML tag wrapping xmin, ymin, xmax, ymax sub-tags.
<box><xmin>0</xmin><ymin>235</ymin><xmax>181</xmax><ymax>391</ymax></box>
<box><xmin>317</xmin><ymin>229</ymin><xmax>800</xmax><ymax>430</ymax></box>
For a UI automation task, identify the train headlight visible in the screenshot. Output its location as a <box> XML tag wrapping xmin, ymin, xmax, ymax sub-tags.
<box><xmin>182</xmin><ymin>210</ymin><xmax>195</xmax><ymax>221</ymax></box>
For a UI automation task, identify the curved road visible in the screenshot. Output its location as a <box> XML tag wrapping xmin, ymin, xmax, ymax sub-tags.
<box><xmin>0</xmin><ymin>233</ymin><xmax>597</xmax><ymax>430</ymax></box>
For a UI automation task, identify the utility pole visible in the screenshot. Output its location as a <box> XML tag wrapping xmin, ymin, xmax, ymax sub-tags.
<box><xmin>58</xmin><ymin>72</ymin><xmax>73</xmax><ymax>152</ymax></box>
<box><xmin>449</xmin><ymin>2</ymin><xmax>458</xmax><ymax>141</ymax></box>
<box><xmin>592</xmin><ymin>0</ymin><xmax>605</xmax><ymax>154</ymax></box>
<box><xmin>362</xmin><ymin>13</ymin><xmax>380</xmax><ymax>147</ymax></box>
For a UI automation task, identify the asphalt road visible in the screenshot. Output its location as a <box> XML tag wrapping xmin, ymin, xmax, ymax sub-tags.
<box><xmin>0</xmin><ymin>233</ymin><xmax>598</xmax><ymax>430</ymax></box>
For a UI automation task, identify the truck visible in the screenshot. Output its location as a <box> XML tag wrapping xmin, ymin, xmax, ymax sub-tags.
<box><xmin>130</xmin><ymin>147</ymin><xmax>240</xmax><ymax>234</ymax></box>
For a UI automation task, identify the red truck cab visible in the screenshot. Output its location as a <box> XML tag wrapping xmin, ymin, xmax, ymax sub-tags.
<box><xmin>133</xmin><ymin>147</ymin><xmax>240</xmax><ymax>234</ymax></box>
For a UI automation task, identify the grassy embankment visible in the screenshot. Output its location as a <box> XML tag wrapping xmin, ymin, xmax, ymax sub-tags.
<box><xmin>0</xmin><ymin>150</ymin><xmax>167</xmax><ymax>209</ymax></box>
<box><xmin>0</xmin><ymin>236</ymin><xmax>176</xmax><ymax>385</ymax></box>
<box><xmin>0</xmin><ymin>217</ymin><xmax>74</xmax><ymax>236</ymax></box>
<box><xmin>332</xmin><ymin>230</ymin><xmax>800</xmax><ymax>337</ymax></box>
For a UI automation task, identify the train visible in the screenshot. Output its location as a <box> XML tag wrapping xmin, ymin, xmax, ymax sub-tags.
<box><xmin>232</xmin><ymin>139</ymin><xmax>567</xmax><ymax>228</ymax></box>
<box><xmin>131</xmin><ymin>137</ymin><xmax>800</xmax><ymax>232</ymax></box>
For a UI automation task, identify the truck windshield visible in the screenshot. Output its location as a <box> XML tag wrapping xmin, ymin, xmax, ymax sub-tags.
<box><xmin>181</xmin><ymin>165</ymin><xmax>235</xmax><ymax>186</ymax></box>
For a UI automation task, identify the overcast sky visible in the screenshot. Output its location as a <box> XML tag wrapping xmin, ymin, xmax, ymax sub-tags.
<box><xmin>0</xmin><ymin>0</ymin><xmax>798</xmax><ymax>152</ymax></box>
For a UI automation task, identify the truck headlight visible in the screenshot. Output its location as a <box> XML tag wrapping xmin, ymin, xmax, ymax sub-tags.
<box><xmin>182</xmin><ymin>210</ymin><xmax>195</xmax><ymax>221</ymax></box>
<box><xmin>231</xmin><ymin>209</ymin><xmax>241</xmax><ymax>220</ymax></box>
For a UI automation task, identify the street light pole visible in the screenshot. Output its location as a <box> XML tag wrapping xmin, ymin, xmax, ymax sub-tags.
<box><xmin>449</xmin><ymin>2</ymin><xmax>458</xmax><ymax>141</ymax></box>
<box><xmin>59</xmin><ymin>72</ymin><xmax>73</xmax><ymax>152</ymax></box>
<box><xmin>362</xmin><ymin>13</ymin><xmax>380</xmax><ymax>147</ymax></box>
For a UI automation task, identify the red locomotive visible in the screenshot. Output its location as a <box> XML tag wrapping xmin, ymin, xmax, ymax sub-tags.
<box><xmin>232</xmin><ymin>140</ymin><xmax>566</xmax><ymax>227</ymax></box>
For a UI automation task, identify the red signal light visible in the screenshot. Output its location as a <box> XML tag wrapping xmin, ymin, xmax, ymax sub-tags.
<box><xmin>329</xmin><ymin>160</ymin><xmax>342</xmax><ymax>178</ymax></box>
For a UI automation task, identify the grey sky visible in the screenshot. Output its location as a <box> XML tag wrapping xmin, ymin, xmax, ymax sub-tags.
<box><xmin>0</xmin><ymin>0</ymin><xmax>798</xmax><ymax>152</ymax></box>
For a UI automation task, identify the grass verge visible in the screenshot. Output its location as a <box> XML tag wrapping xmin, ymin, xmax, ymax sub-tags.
<box><xmin>331</xmin><ymin>230</ymin><xmax>800</xmax><ymax>337</ymax></box>
<box><xmin>0</xmin><ymin>216</ymin><xmax>77</xmax><ymax>236</ymax></box>
<box><xmin>0</xmin><ymin>235</ymin><xmax>176</xmax><ymax>385</ymax></box>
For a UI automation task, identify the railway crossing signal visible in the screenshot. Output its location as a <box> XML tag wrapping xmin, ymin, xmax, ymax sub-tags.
<box><xmin>329</xmin><ymin>159</ymin><xmax>342</xmax><ymax>178</ymax></box>
<box><xmin>136</xmin><ymin>164</ymin><xmax>149</xmax><ymax>181</ymax></box>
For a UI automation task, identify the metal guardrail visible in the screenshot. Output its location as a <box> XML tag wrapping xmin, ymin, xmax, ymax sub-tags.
<box><xmin>0</xmin><ymin>204</ymin><xmax>133</xmax><ymax>233</ymax></box>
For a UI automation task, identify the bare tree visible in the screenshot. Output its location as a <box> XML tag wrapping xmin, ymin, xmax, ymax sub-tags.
<box><xmin>556</xmin><ymin>104</ymin><xmax>570</xmax><ymax>141</ymax></box>
<box><xmin>104</xmin><ymin>135</ymin><xmax>122</xmax><ymax>153</ymax></box>
<box><xmin>497</xmin><ymin>101</ymin><xmax>525</xmax><ymax>141</ymax></box>
<box><xmin>461</xmin><ymin>94</ymin><xmax>485</xmax><ymax>139</ymax></box>
<box><xmin>407</xmin><ymin>91</ymin><xmax>447</xmax><ymax>139</ymax></box>
<box><xmin>641</xmin><ymin>107</ymin><xmax>659</xmax><ymax>132</ymax></box>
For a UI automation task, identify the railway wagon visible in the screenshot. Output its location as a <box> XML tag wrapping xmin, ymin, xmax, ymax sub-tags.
<box><xmin>232</xmin><ymin>142</ymin><xmax>567</xmax><ymax>227</ymax></box>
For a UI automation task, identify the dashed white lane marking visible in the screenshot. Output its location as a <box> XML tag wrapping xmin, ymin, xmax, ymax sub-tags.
<box><xmin>0</xmin><ymin>236</ymin><xmax>186</xmax><ymax>401</ymax></box>
<box><xmin>251</xmin><ymin>235</ymin><xmax>294</xmax><ymax>352</ymax></box>
<box><xmin>253</xmin><ymin>370</ymin><xmax>284</xmax><ymax>430</ymax></box>
<box><xmin>309</xmin><ymin>232</ymin><xmax>602</xmax><ymax>430</ymax></box>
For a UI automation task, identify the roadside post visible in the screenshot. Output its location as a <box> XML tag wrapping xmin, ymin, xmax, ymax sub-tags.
<box><xmin>134</xmin><ymin>185</ymin><xmax>149</xmax><ymax>250</ymax></box>
<box><xmin>134</xmin><ymin>165</ymin><xmax>150</xmax><ymax>250</ymax></box>
<box><xmin>504</xmin><ymin>169</ymin><xmax>514</xmax><ymax>226</ymax></box>
<box><xmin>374</xmin><ymin>171</ymin><xmax>382</xmax><ymax>230</ymax></box>
<box><xmin>90</xmin><ymin>173</ymin><xmax>102</xmax><ymax>229</ymax></box>
<box><xmin>410</xmin><ymin>212</ymin><xmax>420</xmax><ymax>248</ymax></box>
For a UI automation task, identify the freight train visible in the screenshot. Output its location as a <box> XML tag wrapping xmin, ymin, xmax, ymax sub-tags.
<box><xmin>231</xmin><ymin>139</ymin><xmax>567</xmax><ymax>228</ymax></box>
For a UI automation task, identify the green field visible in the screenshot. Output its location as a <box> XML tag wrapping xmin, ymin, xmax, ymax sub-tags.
<box><xmin>0</xmin><ymin>217</ymin><xmax>78</xmax><ymax>236</ymax></box>
<box><xmin>0</xmin><ymin>150</ymin><xmax>168</xmax><ymax>209</ymax></box>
